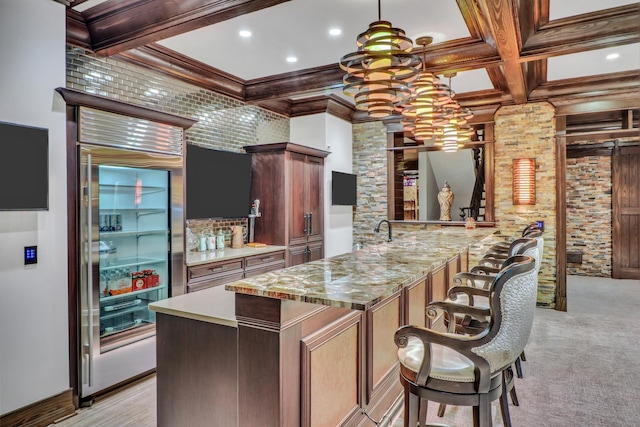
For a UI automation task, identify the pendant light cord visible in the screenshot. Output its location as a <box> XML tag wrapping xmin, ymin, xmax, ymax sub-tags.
<box><xmin>378</xmin><ymin>0</ymin><xmax>381</xmax><ymax>21</ymax></box>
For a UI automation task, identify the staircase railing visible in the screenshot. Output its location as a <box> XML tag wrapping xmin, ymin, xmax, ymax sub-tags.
<box><xmin>459</xmin><ymin>147</ymin><xmax>485</xmax><ymax>221</ymax></box>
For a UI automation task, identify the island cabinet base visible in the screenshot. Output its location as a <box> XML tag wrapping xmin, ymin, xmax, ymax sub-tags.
<box><xmin>155</xmin><ymin>313</ymin><xmax>238</xmax><ymax>427</ymax></box>
<box><xmin>235</xmin><ymin>290</ymin><xmax>406</xmax><ymax>427</ymax></box>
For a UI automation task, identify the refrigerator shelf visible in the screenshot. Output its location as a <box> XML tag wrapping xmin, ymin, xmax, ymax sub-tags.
<box><xmin>100</xmin><ymin>305</ymin><xmax>148</xmax><ymax>321</ymax></box>
<box><xmin>100</xmin><ymin>256</ymin><xmax>165</xmax><ymax>271</ymax></box>
<box><xmin>99</xmin><ymin>208</ymin><xmax>166</xmax><ymax>215</ymax></box>
<box><xmin>99</xmin><ymin>183</ymin><xmax>166</xmax><ymax>196</ymax></box>
<box><xmin>100</xmin><ymin>319</ymin><xmax>152</xmax><ymax>337</ymax></box>
<box><xmin>99</xmin><ymin>228</ymin><xmax>168</xmax><ymax>237</ymax></box>
<box><xmin>100</xmin><ymin>284</ymin><xmax>167</xmax><ymax>302</ymax></box>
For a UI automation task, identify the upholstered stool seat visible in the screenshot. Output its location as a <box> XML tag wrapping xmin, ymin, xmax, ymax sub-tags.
<box><xmin>395</xmin><ymin>256</ymin><xmax>538</xmax><ymax>427</ymax></box>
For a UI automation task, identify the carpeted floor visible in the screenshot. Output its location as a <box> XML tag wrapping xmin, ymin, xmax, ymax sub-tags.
<box><xmin>392</xmin><ymin>275</ymin><xmax>640</xmax><ymax>427</ymax></box>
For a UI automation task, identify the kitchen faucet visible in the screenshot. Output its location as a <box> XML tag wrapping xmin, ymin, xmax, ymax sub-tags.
<box><xmin>374</xmin><ymin>219</ymin><xmax>393</xmax><ymax>242</ymax></box>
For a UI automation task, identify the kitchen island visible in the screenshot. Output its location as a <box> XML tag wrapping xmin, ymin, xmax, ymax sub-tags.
<box><xmin>150</xmin><ymin>228</ymin><xmax>497</xmax><ymax>427</ymax></box>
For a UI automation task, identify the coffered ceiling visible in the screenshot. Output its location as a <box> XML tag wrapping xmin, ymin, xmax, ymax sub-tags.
<box><xmin>65</xmin><ymin>0</ymin><xmax>640</xmax><ymax>122</ymax></box>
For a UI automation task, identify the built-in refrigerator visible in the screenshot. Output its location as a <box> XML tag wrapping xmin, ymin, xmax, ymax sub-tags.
<box><xmin>75</xmin><ymin>106</ymin><xmax>185</xmax><ymax>402</ymax></box>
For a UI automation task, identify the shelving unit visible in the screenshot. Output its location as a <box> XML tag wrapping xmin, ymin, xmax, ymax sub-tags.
<box><xmin>97</xmin><ymin>165</ymin><xmax>170</xmax><ymax>345</ymax></box>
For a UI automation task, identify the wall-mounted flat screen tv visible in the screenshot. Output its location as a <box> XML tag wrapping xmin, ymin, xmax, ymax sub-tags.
<box><xmin>0</xmin><ymin>122</ymin><xmax>49</xmax><ymax>210</ymax></box>
<box><xmin>332</xmin><ymin>171</ymin><xmax>357</xmax><ymax>206</ymax></box>
<box><xmin>186</xmin><ymin>144</ymin><xmax>252</xmax><ymax>219</ymax></box>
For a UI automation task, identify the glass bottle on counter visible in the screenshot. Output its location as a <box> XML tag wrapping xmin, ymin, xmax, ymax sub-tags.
<box><xmin>216</xmin><ymin>230</ymin><xmax>225</xmax><ymax>250</ymax></box>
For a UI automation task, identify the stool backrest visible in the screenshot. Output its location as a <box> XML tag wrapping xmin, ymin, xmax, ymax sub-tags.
<box><xmin>472</xmin><ymin>255</ymin><xmax>537</xmax><ymax>373</ymax></box>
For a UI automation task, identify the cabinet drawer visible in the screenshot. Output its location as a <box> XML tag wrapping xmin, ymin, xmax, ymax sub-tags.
<box><xmin>188</xmin><ymin>259</ymin><xmax>244</xmax><ymax>283</ymax></box>
<box><xmin>245</xmin><ymin>251</ymin><xmax>285</xmax><ymax>269</ymax></box>
<box><xmin>187</xmin><ymin>271</ymin><xmax>244</xmax><ymax>293</ymax></box>
<box><xmin>244</xmin><ymin>261</ymin><xmax>286</xmax><ymax>278</ymax></box>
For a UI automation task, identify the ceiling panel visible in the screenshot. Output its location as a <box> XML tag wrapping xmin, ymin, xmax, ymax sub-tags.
<box><xmin>547</xmin><ymin>43</ymin><xmax>640</xmax><ymax>81</ymax></box>
<box><xmin>549</xmin><ymin>0</ymin><xmax>638</xmax><ymax>21</ymax></box>
<box><xmin>157</xmin><ymin>0</ymin><xmax>471</xmax><ymax>80</ymax></box>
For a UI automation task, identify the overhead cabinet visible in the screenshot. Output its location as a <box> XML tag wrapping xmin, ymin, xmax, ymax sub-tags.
<box><xmin>244</xmin><ymin>142</ymin><xmax>329</xmax><ymax>267</ymax></box>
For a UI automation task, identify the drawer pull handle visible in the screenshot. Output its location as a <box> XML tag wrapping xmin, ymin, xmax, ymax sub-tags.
<box><xmin>211</xmin><ymin>266</ymin><xmax>226</xmax><ymax>272</ymax></box>
<box><xmin>261</xmin><ymin>256</ymin><xmax>274</xmax><ymax>262</ymax></box>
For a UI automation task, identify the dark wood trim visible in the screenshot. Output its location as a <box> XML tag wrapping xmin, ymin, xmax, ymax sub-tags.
<box><xmin>244</xmin><ymin>64</ymin><xmax>344</xmax><ymax>102</ymax></box>
<box><xmin>553</xmin><ymin>91</ymin><xmax>640</xmax><ymax>116</ymax></box>
<box><xmin>288</xmin><ymin>95</ymin><xmax>355</xmax><ymax>122</ymax></box>
<box><xmin>530</xmin><ymin>70</ymin><xmax>640</xmax><ymax>102</ymax></box>
<box><xmin>523</xmin><ymin>4</ymin><xmax>640</xmax><ymax>61</ymax></box>
<box><xmin>243</xmin><ymin>142</ymin><xmax>329</xmax><ymax>158</ymax></box>
<box><xmin>55</xmin><ymin>88</ymin><xmax>197</xmax><ymax>129</ymax></box>
<box><xmin>566</xmin><ymin>128</ymin><xmax>640</xmax><ymax>144</ymax></box>
<box><xmin>66</xmin><ymin>9</ymin><xmax>92</xmax><ymax>50</ymax></box>
<box><xmin>555</xmin><ymin>116</ymin><xmax>567</xmax><ymax>312</ymax></box>
<box><xmin>0</xmin><ymin>388</ymin><xmax>75</xmax><ymax>427</ymax></box>
<box><xmin>116</xmin><ymin>44</ymin><xmax>245</xmax><ymax>101</ymax></box>
<box><xmin>483</xmin><ymin>124</ymin><xmax>496</xmax><ymax>223</ymax></box>
<box><xmin>81</xmin><ymin>0</ymin><xmax>292</xmax><ymax>56</ymax></box>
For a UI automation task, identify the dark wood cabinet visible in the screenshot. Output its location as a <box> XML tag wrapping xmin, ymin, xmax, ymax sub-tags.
<box><xmin>244</xmin><ymin>143</ymin><xmax>329</xmax><ymax>267</ymax></box>
<box><xmin>186</xmin><ymin>250</ymin><xmax>285</xmax><ymax>292</ymax></box>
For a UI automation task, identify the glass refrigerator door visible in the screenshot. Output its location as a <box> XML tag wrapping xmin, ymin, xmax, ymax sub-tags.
<box><xmin>97</xmin><ymin>165</ymin><xmax>169</xmax><ymax>352</ymax></box>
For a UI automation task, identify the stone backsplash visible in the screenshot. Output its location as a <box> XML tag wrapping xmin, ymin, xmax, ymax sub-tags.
<box><xmin>185</xmin><ymin>218</ymin><xmax>248</xmax><ymax>252</ymax></box>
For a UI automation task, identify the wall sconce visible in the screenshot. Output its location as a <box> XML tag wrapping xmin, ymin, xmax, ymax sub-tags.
<box><xmin>513</xmin><ymin>158</ymin><xmax>536</xmax><ymax>205</ymax></box>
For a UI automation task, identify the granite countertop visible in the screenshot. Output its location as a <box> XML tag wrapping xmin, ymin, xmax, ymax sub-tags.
<box><xmin>185</xmin><ymin>245</ymin><xmax>287</xmax><ymax>266</ymax></box>
<box><xmin>225</xmin><ymin>228</ymin><xmax>498</xmax><ymax>311</ymax></box>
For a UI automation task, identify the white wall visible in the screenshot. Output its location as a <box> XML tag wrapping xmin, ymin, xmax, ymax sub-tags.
<box><xmin>290</xmin><ymin>114</ymin><xmax>353</xmax><ymax>257</ymax></box>
<box><xmin>0</xmin><ymin>0</ymin><xmax>69</xmax><ymax>414</ymax></box>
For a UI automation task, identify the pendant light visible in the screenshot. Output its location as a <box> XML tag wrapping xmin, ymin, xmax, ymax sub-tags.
<box><xmin>339</xmin><ymin>0</ymin><xmax>422</xmax><ymax>119</ymax></box>
<box><xmin>435</xmin><ymin>73</ymin><xmax>474</xmax><ymax>152</ymax></box>
<box><xmin>400</xmin><ymin>36</ymin><xmax>451</xmax><ymax>143</ymax></box>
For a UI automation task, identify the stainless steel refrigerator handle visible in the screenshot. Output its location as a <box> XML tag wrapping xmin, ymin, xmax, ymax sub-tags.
<box><xmin>86</xmin><ymin>153</ymin><xmax>94</xmax><ymax>387</ymax></box>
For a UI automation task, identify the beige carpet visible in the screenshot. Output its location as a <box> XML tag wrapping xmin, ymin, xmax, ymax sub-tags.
<box><xmin>392</xmin><ymin>275</ymin><xmax>640</xmax><ymax>427</ymax></box>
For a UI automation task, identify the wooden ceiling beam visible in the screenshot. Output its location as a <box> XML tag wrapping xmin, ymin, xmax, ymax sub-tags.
<box><xmin>529</xmin><ymin>70</ymin><xmax>639</xmax><ymax>101</ymax></box>
<box><xmin>244</xmin><ymin>65</ymin><xmax>344</xmax><ymax>102</ymax></box>
<box><xmin>474</xmin><ymin>0</ymin><xmax>528</xmax><ymax>104</ymax></box>
<box><xmin>522</xmin><ymin>4</ymin><xmax>640</xmax><ymax>61</ymax></box>
<box><xmin>80</xmin><ymin>0</ymin><xmax>291</xmax><ymax>56</ymax></box>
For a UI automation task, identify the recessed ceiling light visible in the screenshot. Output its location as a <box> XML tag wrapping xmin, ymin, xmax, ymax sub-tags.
<box><xmin>606</xmin><ymin>52</ymin><xmax>620</xmax><ymax>60</ymax></box>
<box><xmin>329</xmin><ymin>28</ymin><xmax>342</xmax><ymax>36</ymax></box>
<box><xmin>239</xmin><ymin>30</ymin><xmax>252</xmax><ymax>38</ymax></box>
<box><xmin>286</xmin><ymin>56</ymin><xmax>298</xmax><ymax>63</ymax></box>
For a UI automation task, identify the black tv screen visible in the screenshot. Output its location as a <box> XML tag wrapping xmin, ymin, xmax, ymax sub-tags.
<box><xmin>0</xmin><ymin>122</ymin><xmax>49</xmax><ymax>210</ymax></box>
<box><xmin>186</xmin><ymin>145</ymin><xmax>252</xmax><ymax>219</ymax></box>
<box><xmin>332</xmin><ymin>171</ymin><xmax>357</xmax><ymax>206</ymax></box>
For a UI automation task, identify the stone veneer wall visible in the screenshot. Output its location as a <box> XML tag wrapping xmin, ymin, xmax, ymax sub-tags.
<box><xmin>352</xmin><ymin>121</ymin><xmax>389</xmax><ymax>247</ymax></box>
<box><xmin>494</xmin><ymin>102</ymin><xmax>557</xmax><ymax>307</ymax></box>
<box><xmin>66</xmin><ymin>46</ymin><xmax>289</xmax><ymax>241</ymax></box>
<box><xmin>566</xmin><ymin>155</ymin><xmax>612</xmax><ymax>276</ymax></box>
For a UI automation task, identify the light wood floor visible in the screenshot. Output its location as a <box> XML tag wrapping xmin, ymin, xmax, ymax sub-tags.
<box><xmin>50</xmin><ymin>375</ymin><xmax>156</xmax><ymax>427</ymax></box>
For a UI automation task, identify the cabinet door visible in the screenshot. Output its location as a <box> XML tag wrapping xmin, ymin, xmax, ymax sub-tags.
<box><xmin>289</xmin><ymin>152</ymin><xmax>308</xmax><ymax>246</ymax></box>
<box><xmin>288</xmin><ymin>244</ymin><xmax>309</xmax><ymax>267</ymax></box>
<box><xmin>306</xmin><ymin>155</ymin><xmax>324</xmax><ymax>243</ymax></box>
<box><xmin>307</xmin><ymin>241</ymin><xmax>323</xmax><ymax>263</ymax></box>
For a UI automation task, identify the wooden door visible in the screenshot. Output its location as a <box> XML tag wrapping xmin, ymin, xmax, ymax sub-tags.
<box><xmin>306</xmin><ymin>155</ymin><xmax>323</xmax><ymax>243</ymax></box>
<box><xmin>289</xmin><ymin>152</ymin><xmax>308</xmax><ymax>246</ymax></box>
<box><xmin>613</xmin><ymin>145</ymin><xmax>640</xmax><ymax>279</ymax></box>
